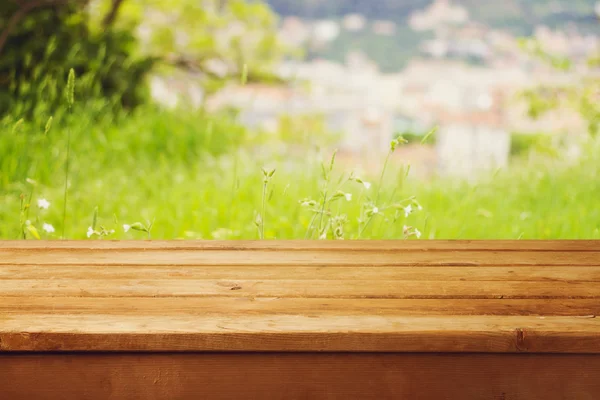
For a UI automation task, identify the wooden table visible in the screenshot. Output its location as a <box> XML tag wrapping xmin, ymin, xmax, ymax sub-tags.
<box><xmin>1</xmin><ymin>241</ymin><xmax>600</xmax><ymax>399</ymax></box>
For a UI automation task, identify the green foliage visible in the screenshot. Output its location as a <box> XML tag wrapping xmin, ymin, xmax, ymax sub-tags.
<box><xmin>0</xmin><ymin>102</ymin><xmax>247</xmax><ymax>190</ymax></box>
<box><xmin>1</xmin><ymin>1</ymin><xmax>598</xmax><ymax>242</ymax></box>
<box><xmin>2</xmin><ymin>103</ymin><xmax>599</xmax><ymax>240</ymax></box>
<box><xmin>117</xmin><ymin>0</ymin><xmax>290</xmax><ymax>96</ymax></box>
<box><xmin>0</xmin><ymin>1</ymin><xmax>155</xmax><ymax>117</ymax></box>
<box><xmin>510</xmin><ymin>132</ymin><xmax>551</xmax><ymax>157</ymax></box>
<box><xmin>1</xmin><ymin>0</ymin><xmax>289</xmax><ymax>118</ymax></box>
<box><xmin>275</xmin><ymin>113</ymin><xmax>341</xmax><ymax>147</ymax></box>
<box><xmin>518</xmin><ymin>37</ymin><xmax>600</xmax><ymax>138</ymax></box>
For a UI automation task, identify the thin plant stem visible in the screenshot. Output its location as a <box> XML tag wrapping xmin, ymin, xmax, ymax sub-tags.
<box><xmin>316</xmin><ymin>189</ymin><xmax>328</xmax><ymax>236</ymax></box>
<box><xmin>358</xmin><ymin>215</ymin><xmax>373</xmax><ymax>239</ymax></box>
<box><xmin>304</xmin><ymin>212</ymin><xmax>318</xmax><ymax>239</ymax></box>
<box><xmin>261</xmin><ymin>180</ymin><xmax>267</xmax><ymax>239</ymax></box>
<box><xmin>26</xmin><ymin>185</ymin><xmax>34</xmax><ymax>221</ymax></box>
<box><xmin>63</xmin><ymin>69</ymin><xmax>75</xmax><ymax>239</ymax></box>
<box><xmin>229</xmin><ymin>151</ymin><xmax>239</xmax><ymax>226</ymax></box>
<box><xmin>375</xmin><ymin>149</ymin><xmax>393</xmax><ymax>205</ymax></box>
<box><xmin>62</xmin><ymin>126</ymin><xmax>71</xmax><ymax>239</ymax></box>
<box><xmin>19</xmin><ymin>195</ymin><xmax>25</xmax><ymax>239</ymax></box>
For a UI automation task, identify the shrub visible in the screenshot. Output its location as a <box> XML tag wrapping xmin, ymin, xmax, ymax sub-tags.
<box><xmin>0</xmin><ymin>1</ymin><xmax>154</xmax><ymax>118</ymax></box>
<box><xmin>510</xmin><ymin>132</ymin><xmax>551</xmax><ymax>157</ymax></box>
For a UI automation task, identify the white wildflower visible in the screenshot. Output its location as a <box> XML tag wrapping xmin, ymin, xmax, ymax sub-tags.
<box><xmin>42</xmin><ymin>223</ymin><xmax>55</xmax><ymax>233</ymax></box>
<box><xmin>123</xmin><ymin>224</ymin><xmax>131</xmax><ymax>233</ymax></box>
<box><xmin>87</xmin><ymin>226</ymin><xmax>94</xmax><ymax>238</ymax></box>
<box><xmin>404</xmin><ymin>204</ymin><xmax>413</xmax><ymax>217</ymax></box>
<box><xmin>414</xmin><ymin>228</ymin><xmax>422</xmax><ymax>239</ymax></box>
<box><xmin>344</xmin><ymin>193</ymin><xmax>352</xmax><ymax>201</ymax></box>
<box><xmin>353</xmin><ymin>176</ymin><xmax>371</xmax><ymax>190</ymax></box>
<box><xmin>37</xmin><ymin>198</ymin><xmax>50</xmax><ymax>210</ymax></box>
<box><xmin>373</xmin><ymin>207</ymin><xmax>379</xmax><ymax>214</ymax></box>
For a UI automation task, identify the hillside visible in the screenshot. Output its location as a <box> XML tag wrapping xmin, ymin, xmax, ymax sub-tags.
<box><xmin>267</xmin><ymin>0</ymin><xmax>599</xmax><ymax>34</ymax></box>
<box><xmin>268</xmin><ymin>0</ymin><xmax>599</xmax><ymax>72</ymax></box>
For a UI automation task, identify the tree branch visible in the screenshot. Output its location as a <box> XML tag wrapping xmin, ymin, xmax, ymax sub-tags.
<box><xmin>102</xmin><ymin>0</ymin><xmax>125</xmax><ymax>29</ymax></box>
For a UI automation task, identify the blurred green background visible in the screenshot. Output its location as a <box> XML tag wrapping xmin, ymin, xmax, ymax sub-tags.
<box><xmin>1</xmin><ymin>0</ymin><xmax>599</xmax><ymax>240</ymax></box>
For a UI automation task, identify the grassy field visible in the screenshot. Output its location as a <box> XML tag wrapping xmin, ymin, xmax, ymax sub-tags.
<box><xmin>1</xmin><ymin>100</ymin><xmax>599</xmax><ymax>240</ymax></box>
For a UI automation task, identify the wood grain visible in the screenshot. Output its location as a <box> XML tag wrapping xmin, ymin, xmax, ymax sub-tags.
<box><xmin>2</xmin><ymin>297</ymin><xmax>598</xmax><ymax>316</ymax></box>
<box><xmin>2</xmin><ymin>278</ymin><xmax>600</xmax><ymax>298</ymax></box>
<box><xmin>3</xmin><ymin>265</ymin><xmax>600</xmax><ymax>281</ymax></box>
<box><xmin>2</xmin><ymin>248</ymin><xmax>599</xmax><ymax>265</ymax></box>
<box><xmin>2</xmin><ymin>353</ymin><xmax>600</xmax><ymax>400</ymax></box>
<box><xmin>2</xmin><ymin>315</ymin><xmax>600</xmax><ymax>352</ymax></box>
<box><xmin>2</xmin><ymin>240</ymin><xmax>600</xmax><ymax>353</ymax></box>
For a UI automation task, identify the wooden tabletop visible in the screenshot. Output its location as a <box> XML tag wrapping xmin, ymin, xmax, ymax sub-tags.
<box><xmin>1</xmin><ymin>240</ymin><xmax>600</xmax><ymax>353</ymax></box>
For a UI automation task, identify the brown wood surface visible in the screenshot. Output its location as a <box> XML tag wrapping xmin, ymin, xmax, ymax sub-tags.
<box><xmin>1</xmin><ymin>353</ymin><xmax>600</xmax><ymax>400</ymax></box>
<box><xmin>2</xmin><ymin>248</ymin><xmax>599</xmax><ymax>265</ymax></box>
<box><xmin>1</xmin><ymin>241</ymin><xmax>600</xmax><ymax>353</ymax></box>
<box><xmin>3</xmin><ymin>265</ymin><xmax>600</xmax><ymax>281</ymax></box>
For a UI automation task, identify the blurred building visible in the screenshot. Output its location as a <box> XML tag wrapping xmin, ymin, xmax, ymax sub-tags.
<box><xmin>409</xmin><ymin>0</ymin><xmax>469</xmax><ymax>32</ymax></box>
<box><xmin>311</xmin><ymin>20</ymin><xmax>341</xmax><ymax>44</ymax></box>
<box><xmin>372</xmin><ymin>20</ymin><xmax>397</xmax><ymax>36</ymax></box>
<box><xmin>278</xmin><ymin>17</ymin><xmax>311</xmax><ymax>47</ymax></box>
<box><xmin>205</xmin><ymin>57</ymin><xmax>400</xmax><ymax>156</ymax></box>
<box><xmin>343</xmin><ymin>14</ymin><xmax>366</xmax><ymax>32</ymax></box>
<box><xmin>433</xmin><ymin>89</ymin><xmax>510</xmax><ymax>178</ymax></box>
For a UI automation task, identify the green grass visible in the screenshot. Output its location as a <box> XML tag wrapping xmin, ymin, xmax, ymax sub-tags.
<box><xmin>1</xmin><ymin>102</ymin><xmax>599</xmax><ymax>240</ymax></box>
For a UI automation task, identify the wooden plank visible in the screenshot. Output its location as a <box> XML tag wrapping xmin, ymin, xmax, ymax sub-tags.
<box><xmin>3</xmin><ymin>265</ymin><xmax>600</xmax><ymax>281</ymax></box>
<box><xmin>2</xmin><ymin>315</ymin><xmax>600</xmax><ymax>352</ymax></box>
<box><xmin>1</xmin><ymin>297</ymin><xmax>598</xmax><ymax>317</ymax></box>
<box><xmin>3</xmin><ymin>241</ymin><xmax>599</xmax><ymax>355</ymax></box>
<box><xmin>1</xmin><ymin>278</ymin><xmax>599</xmax><ymax>298</ymax></box>
<box><xmin>1</xmin><ymin>248</ymin><xmax>599</xmax><ymax>265</ymax></box>
<box><xmin>2</xmin><ymin>353</ymin><xmax>600</xmax><ymax>400</ymax></box>
<box><xmin>2</xmin><ymin>240</ymin><xmax>599</xmax><ymax>251</ymax></box>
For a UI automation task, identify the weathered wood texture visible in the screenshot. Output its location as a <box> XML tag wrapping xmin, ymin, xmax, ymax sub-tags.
<box><xmin>2</xmin><ymin>353</ymin><xmax>600</xmax><ymax>400</ymax></box>
<box><xmin>1</xmin><ymin>240</ymin><xmax>600</xmax><ymax>353</ymax></box>
<box><xmin>3</xmin><ymin>241</ymin><xmax>600</xmax><ymax>399</ymax></box>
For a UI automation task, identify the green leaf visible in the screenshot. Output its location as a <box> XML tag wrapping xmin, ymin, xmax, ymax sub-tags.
<box><xmin>12</xmin><ymin>119</ymin><xmax>24</xmax><ymax>134</ymax></box>
<box><xmin>129</xmin><ymin>222</ymin><xmax>147</xmax><ymax>232</ymax></box>
<box><xmin>241</xmin><ymin>63</ymin><xmax>248</xmax><ymax>85</ymax></box>
<box><xmin>92</xmin><ymin>206</ymin><xmax>98</xmax><ymax>231</ymax></box>
<box><xmin>26</xmin><ymin>225</ymin><xmax>40</xmax><ymax>240</ymax></box>
<box><xmin>66</xmin><ymin>68</ymin><xmax>76</xmax><ymax>108</ymax></box>
<box><xmin>44</xmin><ymin>116</ymin><xmax>53</xmax><ymax>135</ymax></box>
<box><xmin>329</xmin><ymin>149</ymin><xmax>338</xmax><ymax>172</ymax></box>
<box><xmin>420</xmin><ymin>127</ymin><xmax>438</xmax><ymax>144</ymax></box>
